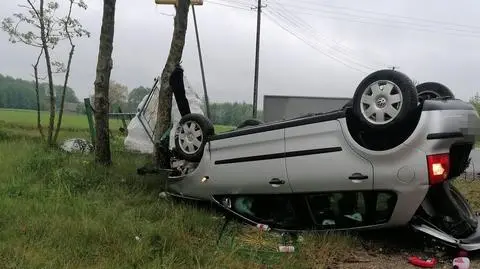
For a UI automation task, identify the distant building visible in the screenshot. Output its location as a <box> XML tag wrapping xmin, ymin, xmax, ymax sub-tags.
<box><xmin>262</xmin><ymin>94</ymin><xmax>351</xmax><ymax>122</ymax></box>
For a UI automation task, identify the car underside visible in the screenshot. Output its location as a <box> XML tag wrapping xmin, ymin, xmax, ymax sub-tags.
<box><xmin>138</xmin><ymin>68</ymin><xmax>480</xmax><ymax>251</ymax></box>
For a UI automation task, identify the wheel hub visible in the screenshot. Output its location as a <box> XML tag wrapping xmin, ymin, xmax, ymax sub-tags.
<box><xmin>359</xmin><ymin>80</ymin><xmax>404</xmax><ymax>125</ymax></box>
<box><xmin>177</xmin><ymin>120</ymin><xmax>203</xmax><ymax>155</ymax></box>
<box><xmin>186</xmin><ymin>132</ymin><xmax>194</xmax><ymax>143</ymax></box>
<box><xmin>375</xmin><ymin>96</ymin><xmax>387</xmax><ymax>108</ymax></box>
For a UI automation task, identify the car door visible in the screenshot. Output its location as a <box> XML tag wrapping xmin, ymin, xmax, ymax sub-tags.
<box><xmin>284</xmin><ymin>119</ymin><xmax>374</xmax><ymax>193</ymax></box>
<box><xmin>284</xmin><ymin>119</ymin><xmax>381</xmax><ymax>229</ymax></box>
<box><xmin>208</xmin><ymin>127</ymin><xmax>292</xmax><ymax>195</ymax></box>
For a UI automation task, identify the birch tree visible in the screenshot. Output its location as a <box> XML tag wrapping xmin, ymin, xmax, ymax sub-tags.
<box><xmin>1</xmin><ymin>0</ymin><xmax>90</xmax><ymax>145</ymax></box>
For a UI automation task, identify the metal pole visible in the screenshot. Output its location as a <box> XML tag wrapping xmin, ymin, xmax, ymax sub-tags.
<box><xmin>252</xmin><ymin>0</ymin><xmax>262</xmax><ymax>118</ymax></box>
<box><xmin>191</xmin><ymin>4</ymin><xmax>211</xmax><ymax>119</ymax></box>
<box><xmin>84</xmin><ymin>98</ymin><xmax>96</xmax><ymax>146</ymax></box>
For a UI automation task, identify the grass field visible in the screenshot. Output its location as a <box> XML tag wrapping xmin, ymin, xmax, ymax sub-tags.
<box><xmin>1</xmin><ymin>108</ymin><xmax>480</xmax><ymax>268</ymax></box>
<box><xmin>0</xmin><ymin>109</ymin><xmax>234</xmax><ymax>141</ymax></box>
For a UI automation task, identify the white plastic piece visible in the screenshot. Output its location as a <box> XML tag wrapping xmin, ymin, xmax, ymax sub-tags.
<box><xmin>60</xmin><ymin>138</ymin><xmax>93</xmax><ymax>153</ymax></box>
<box><xmin>453</xmin><ymin>257</ymin><xmax>470</xmax><ymax>269</ymax></box>
<box><xmin>278</xmin><ymin>245</ymin><xmax>295</xmax><ymax>252</ymax></box>
<box><xmin>256</xmin><ymin>224</ymin><xmax>270</xmax><ymax>231</ymax></box>
<box><xmin>124</xmin><ymin>75</ymin><xmax>205</xmax><ymax>154</ymax></box>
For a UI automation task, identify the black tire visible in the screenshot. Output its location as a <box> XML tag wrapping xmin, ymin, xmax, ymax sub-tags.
<box><xmin>174</xmin><ymin>113</ymin><xmax>214</xmax><ymax>162</ymax></box>
<box><xmin>416</xmin><ymin>82</ymin><xmax>455</xmax><ymax>101</ymax></box>
<box><xmin>352</xmin><ymin>69</ymin><xmax>418</xmax><ymax>130</ymax></box>
<box><xmin>237</xmin><ymin>118</ymin><xmax>263</xmax><ymax>129</ymax></box>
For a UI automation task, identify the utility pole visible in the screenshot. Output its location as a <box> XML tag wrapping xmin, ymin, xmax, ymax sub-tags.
<box><xmin>252</xmin><ymin>0</ymin><xmax>264</xmax><ymax>118</ymax></box>
<box><xmin>191</xmin><ymin>4</ymin><xmax>211</xmax><ymax>119</ymax></box>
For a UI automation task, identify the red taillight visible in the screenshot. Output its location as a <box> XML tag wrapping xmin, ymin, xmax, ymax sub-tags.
<box><xmin>427</xmin><ymin>153</ymin><xmax>450</xmax><ymax>185</ymax></box>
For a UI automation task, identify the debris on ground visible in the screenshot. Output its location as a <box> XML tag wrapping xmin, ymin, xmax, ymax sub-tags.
<box><xmin>278</xmin><ymin>245</ymin><xmax>295</xmax><ymax>252</ymax></box>
<box><xmin>60</xmin><ymin>138</ymin><xmax>94</xmax><ymax>153</ymax></box>
<box><xmin>408</xmin><ymin>256</ymin><xmax>437</xmax><ymax>268</ymax></box>
<box><xmin>453</xmin><ymin>256</ymin><xmax>470</xmax><ymax>269</ymax></box>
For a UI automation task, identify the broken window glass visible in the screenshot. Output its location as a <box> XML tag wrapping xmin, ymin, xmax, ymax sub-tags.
<box><xmin>307</xmin><ymin>191</ymin><xmax>397</xmax><ymax>229</ymax></box>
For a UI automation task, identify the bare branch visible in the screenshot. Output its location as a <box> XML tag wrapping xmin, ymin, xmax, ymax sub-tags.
<box><xmin>26</xmin><ymin>0</ymin><xmax>40</xmax><ymax>19</ymax></box>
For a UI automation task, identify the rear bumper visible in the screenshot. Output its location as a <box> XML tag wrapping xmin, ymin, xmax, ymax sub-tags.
<box><xmin>412</xmin><ymin>217</ymin><xmax>480</xmax><ymax>251</ymax></box>
<box><xmin>411</xmin><ymin>181</ymin><xmax>480</xmax><ymax>251</ymax></box>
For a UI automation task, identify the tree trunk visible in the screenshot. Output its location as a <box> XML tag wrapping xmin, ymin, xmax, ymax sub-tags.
<box><xmin>33</xmin><ymin>48</ymin><xmax>45</xmax><ymax>140</ymax></box>
<box><xmin>93</xmin><ymin>0</ymin><xmax>116</xmax><ymax>165</ymax></box>
<box><xmin>53</xmin><ymin>44</ymin><xmax>75</xmax><ymax>143</ymax></box>
<box><xmin>153</xmin><ymin>0</ymin><xmax>191</xmax><ymax>168</ymax></box>
<box><xmin>39</xmin><ymin>0</ymin><xmax>56</xmax><ymax>145</ymax></box>
<box><xmin>53</xmin><ymin>0</ymin><xmax>76</xmax><ymax>144</ymax></box>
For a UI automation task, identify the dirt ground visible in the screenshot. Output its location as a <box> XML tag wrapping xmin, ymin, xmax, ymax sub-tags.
<box><xmin>334</xmin><ymin>227</ymin><xmax>479</xmax><ymax>269</ymax></box>
<box><xmin>335</xmin><ymin>251</ymin><xmax>478</xmax><ymax>269</ymax></box>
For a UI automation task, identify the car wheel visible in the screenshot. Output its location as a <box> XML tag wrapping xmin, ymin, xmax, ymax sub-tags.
<box><xmin>416</xmin><ymin>82</ymin><xmax>455</xmax><ymax>101</ymax></box>
<box><xmin>352</xmin><ymin>69</ymin><xmax>418</xmax><ymax>130</ymax></box>
<box><xmin>237</xmin><ymin>118</ymin><xmax>263</xmax><ymax>129</ymax></box>
<box><xmin>174</xmin><ymin>113</ymin><xmax>214</xmax><ymax>162</ymax></box>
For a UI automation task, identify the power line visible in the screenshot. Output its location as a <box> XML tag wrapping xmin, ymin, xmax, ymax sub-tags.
<box><xmin>264</xmin><ymin>9</ymin><xmax>370</xmax><ymax>74</ymax></box>
<box><xmin>268</xmin><ymin>3</ymin><xmax>387</xmax><ymax>71</ymax></box>
<box><xmin>280</xmin><ymin>0</ymin><xmax>480</xmax><ymax>32</ymax></box>
<box><xmin>210</xmin><ymin>0</ymin><xmax>390</xmax><ymax>71</ymax></box>
<box><xmin>274</xmin><ymin>2</ymin><xmax>480</xmax><ymax>38</ymax></box>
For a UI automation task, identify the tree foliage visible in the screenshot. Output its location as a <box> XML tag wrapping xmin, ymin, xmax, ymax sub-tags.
<box><xmin>0</xmin><ymin>73</ymin><xmax>79</xmax><ymax>110</ymax></box>
<box><xmin>128</xmin><ymin>86</ymin><xmax>149</xmax><ymax>111</ymax></box>
<box><xmin>1</xmin><ymin>0</ymin><xmax>90</xmax><ymax>145</ymax></box>
<box><xmin>470</xmin><ymin>92</ymin><xmax>480</xmax><ymax>114</ymax></box>
<box><xmin>108</xmin><ymin>80</ymin><xmax>128</xmax><ymax>112</ymax></box>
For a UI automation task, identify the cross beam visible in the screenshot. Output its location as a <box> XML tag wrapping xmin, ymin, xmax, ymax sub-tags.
<box><xmin>154</xmin><ymin>0</ymin><xmax>203</xmax><ymax>5</ymax></box>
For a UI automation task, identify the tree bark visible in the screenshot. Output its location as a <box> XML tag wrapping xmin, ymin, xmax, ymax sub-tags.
<box><xmin>93</xmin><ymin>0</ymin><xmax>116</xmax><ymax>165</ymax></box>
<box><xmin>53</xmin><ymin>44</ymin><xmax>74</xmax><ymax>143</ymax></box>
<box><xmin>38</xmin><ymin>0</ymin><xmax>56</xmax><ymax>145</ymax></box>
<box><xmin>54</xmin><ymin>0</ymin><xmax>76</xmax><ymax>143</ymax></box>
<box><xmin>33</xmin><ymin>48</ymin><xmax>45</xmax><ymax>140</ymax></box>
<box><xmin>153</xmin><ymin>0</ymin><xmax>191</xmax><ymax>168</ymax></box>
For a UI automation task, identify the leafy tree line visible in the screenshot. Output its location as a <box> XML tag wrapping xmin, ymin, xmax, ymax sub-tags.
<box><xmin>0</xmin><ymin>73</ymin><xmax>78</xmax><ymax>110</ymax></box>
<box><xmin>0</xmin><ymin>74</ymin><xmax>151</xmax><ymax>114</ymax></box>
<box><xmin>0</xmin><ymin>71</ymin><xmax>263</xmax><ymax>126</ymax></box>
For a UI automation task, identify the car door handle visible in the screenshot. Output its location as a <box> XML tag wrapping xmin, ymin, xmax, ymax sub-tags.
<box><xmin>269</xmin><ymin>178</ymin><xmax>285</xmax><ymax>185</ymax></box>
<box><xmin>348</xmin><ymin>173</ymin><xmax>368</xmax><ymax>180</ymax></box>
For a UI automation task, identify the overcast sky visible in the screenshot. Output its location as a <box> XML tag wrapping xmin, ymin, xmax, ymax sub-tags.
<box><xmin>1</xmin><ymin>0</ymin><xmax>480</xmax><ymax>107</ymax></box>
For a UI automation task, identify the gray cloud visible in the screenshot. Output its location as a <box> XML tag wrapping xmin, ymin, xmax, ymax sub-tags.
<box><xmin>1</xmin><ymin>0</ymin><xmax>480</xmax><ymax>107</ymax></box>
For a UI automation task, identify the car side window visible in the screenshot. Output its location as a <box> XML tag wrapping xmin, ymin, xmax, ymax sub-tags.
<box><xmin>374</xmin><ymin>192</ymin><xmax>397</xmax><ymax>224</ymax></box>
<box><xmin>226</xmin><ymin>195</ymin><xmax>314</xmax><ymax>230</ymax></box>
<box><xmin>307</xmin><ymin>191</ymin><xmax>397</xmax><ymax>229</ymax></box>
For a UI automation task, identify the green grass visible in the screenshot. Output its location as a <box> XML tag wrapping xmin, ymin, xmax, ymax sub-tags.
<box><xmin>0</xmin><ymin>108</ymin><xmax>234</xmax><ymax>134</ymax></box>
<box><xmin>0</xmin><ymin>108</ymin><xmax>124</xmax><ymax>131</ymax></box>
<box><xmin>0</xmin><ymin>109</ymin><xmax>356</xmax><ymax>268</ymax></box>
<box><xmin>0</xmin><ymin>137</ymin><xmax>357</xmax><ymax>268</ymax></box>
<box><xmin>6</xmin><ymin>108</ymin><xmax>480</xmax><ymax>268</ymax></box>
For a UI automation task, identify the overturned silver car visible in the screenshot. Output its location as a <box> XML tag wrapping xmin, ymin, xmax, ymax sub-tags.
<box><xmin>153</xmin><ymin>69</ymin><xmax>480</xmax><ymax>251</ymax></box>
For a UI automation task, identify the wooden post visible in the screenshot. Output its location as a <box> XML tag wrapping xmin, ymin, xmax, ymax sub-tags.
<box><xmin>84</xmin><ymin>98</ymin><xmax>96</xmax><ymax>146</ymax></box>
<box><xmin>118</xmin><ymin>106</ymin><xmax>128</xmax><ymax>135</ymax></box>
